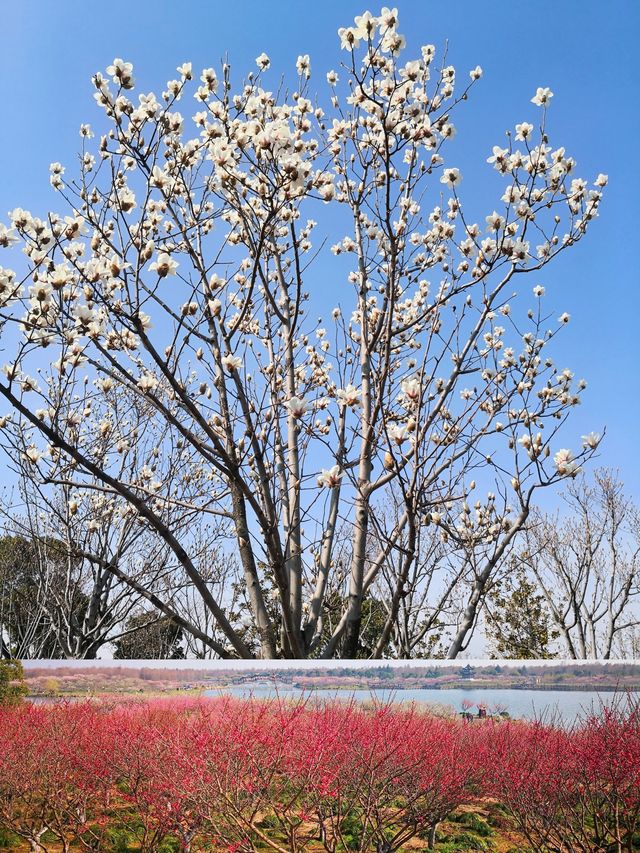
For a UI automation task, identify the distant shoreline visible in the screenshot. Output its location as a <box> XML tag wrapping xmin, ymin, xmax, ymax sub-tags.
<box><xmin>26</xmin><ymin>680</ymin><xmax>640</xmax><ymax>700</ymax></box>
<box><xmin>23</xmin><ymin>662</ymin><xmax>640</xmax><ymax>701</ymax></box>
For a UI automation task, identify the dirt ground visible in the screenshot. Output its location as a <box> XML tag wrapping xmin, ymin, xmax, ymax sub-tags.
<box><xmin>2</xmin><ymin>798</ymin><xmax>531</xmax><ymax>853</ymax></box>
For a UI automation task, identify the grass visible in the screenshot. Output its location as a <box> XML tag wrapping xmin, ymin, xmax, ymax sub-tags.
<box><xmin>6</xmin><ymin>799</ymin><xmax>614</xmax><ymax>852</ymax></box>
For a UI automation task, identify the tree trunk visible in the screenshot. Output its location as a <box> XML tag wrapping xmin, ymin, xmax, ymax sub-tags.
<box><xmin>343</xmin><ymin>487</ymin><xmax>370</xmax><ymax>657</ymax></box>
<box><xmin>28</xmin><ymin>830</ymin><xmax>46</xmax><ymax>853</ymax></box>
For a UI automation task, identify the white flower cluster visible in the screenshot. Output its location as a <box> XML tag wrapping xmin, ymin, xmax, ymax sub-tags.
<box><xmin>0</xmin><ymin>6</ymin><xmax>604</xmax><ymax>612</ymax></box>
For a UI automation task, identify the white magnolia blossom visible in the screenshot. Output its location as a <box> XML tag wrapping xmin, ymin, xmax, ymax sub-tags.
<box><xmin>106</xmin><ymin>57</ymin><xmax>134</xmax><ymax>88</ymax></box>
<box><xmin>137</xmin><ymin>374</ymin><xmax>158</xmax><ymax>392</ymax></box>
<box><xmin>440</xmin><ymin>167</ymin><xmax>462</xmax><ymax>187</ymax></box>
<box><xmin>286</xmin><ymin>396</ymin><xmax>309</xmax><ymax>418</ymax></box>
<box><xmin>0</xmin><ymin>224</ymin><xmax>18</xmax><ymax>248</ymax></box>
<box><xmin>400</xmin><ymin>377</ymin><xmax>421</xmax><ymax>405</ymax></box>
<box><xmin>531</xmin><ymin>86</ymin><xmax>553</xmax><ymax>106</ymax></box>
<box><xmin>515</xmin><ymin>122</ymin><xmax>534</xmax><ymax>141</ymax></box>
<box><xmin>23</xmin><ymin>445</ymin><xmax>42</xmax><ymax>464</ymax></box>
<box><xmin>554</xmin><ymin>448</ymin><xmax>581</xmax><ymax>476</ymax></box>
<box><xmin>221</xmin><ymin>354</ymin><xmax>242</xmax><ymax>372</ymax></box>
<box><xmin>581</xmin><ymin>432</ymin><xmax>601</xmax><ymax>450</ymax></box>
<box><xmin>388</xmin><ymin>425</ymin><xmax>409</xmax><ymax>445</ymax></box>
<box><xmin>296</xmin><ymin>54</ymin><xmax>311</xmax><ymax>78</ymax></box>
<box><xmin>149</xmin><ymin>252</ymin><xmax>178</xmax><ymax>277</ymax></box>
<box><xmin>317</xmin><ymin>465</ymin><xmax>343</xmax><ymax>488</ymax></box>
<box><xmin>336</xmin><ymin>384</ymin><xmax>361</xmax><ymax>407</ymax></box>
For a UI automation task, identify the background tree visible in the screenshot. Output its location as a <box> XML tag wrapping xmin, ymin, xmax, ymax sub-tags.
<box><xmin>485</xmin><ymin>562</ymin><xmax>559</xmax><ymax>658</ymax></box>
<box><xmin>0</xmin><ymin>659</ymin><xmax>28</xmax><ymax>707</ymax></box>
<box><xmin>521</xmin><ymin>469</ymin><xmax>640</xmax><ymax>658</ymax></box>
<box><xmin>41</xmin><ymin>676</ymin><xmax>60</xmax><ymax>696</ymax></box>
<box><xmin>0</xmin><ymin>535</ymin><xmax>60</xmax><ymax>658</ymax></box>
<box><xmin>3</xmin><ymin>459</ymin><xmax>165</xmax><ymax>659</ymax></box>
<box><xmin>112</xmin><ymin>610</ymin><xmax>185</xmax><ymax>659</ymax></box>
<box><xmin>0</xmin><ymin>451</ymin><xmax>237</xmax><ymax>658</ymax></box>
<box><xmin>0</xmin><ymin>8</ymin><xmax>604</xmax><ymax>658</ymax></box>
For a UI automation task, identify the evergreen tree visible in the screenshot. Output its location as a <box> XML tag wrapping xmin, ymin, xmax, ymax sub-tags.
<box><xmin>113</xmin><ymin>612</ymin><xmax>185</xmax><ymax>659</ymax></box>
<box><xmin>485</xmin><ymin>567</ymin><xmax>559</xmax><ymax>658</ymax></box>
<box><xmin>0</xmin><ymin>659</ymin><xmax>28</xmax><ymax>706</ymax></box>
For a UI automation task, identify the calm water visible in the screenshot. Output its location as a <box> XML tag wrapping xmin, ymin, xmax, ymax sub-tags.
<box><xmin>203</xmin><ymin>683</ymin><xmax>635</xmax><ymax>723</ymax></box>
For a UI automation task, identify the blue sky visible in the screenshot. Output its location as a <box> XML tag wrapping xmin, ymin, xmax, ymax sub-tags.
<box><xmin>1</xmin><ymin>0</ymin><xmax>639</xmax><ymax>497</ymax></box>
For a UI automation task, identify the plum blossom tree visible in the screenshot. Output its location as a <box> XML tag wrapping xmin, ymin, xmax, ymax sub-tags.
<box><xmin>0</xmin><ymin>8</ymin><xmax>605</xmax><ymax>658</ymax></box>
<box><xmin>488</xmin><ymin>699</ymin><xmax>640</xmax><ymax>852</ymax></box>
<box><xmin>1</xmin><ymin>695</ymin><xmax>639</xmax><ymax>851</ymax></box>
<box><xmin>0</xmin><ymin>703</ymin><xmax>113</xmax><ymax>852</ymax></box>
<box><xmin>105</xmin><ymin>701</ymin><xmax>215</xmax><ymax>852</ymax></box>
<box><xmin>287</xmin><ymin>703</ymin><xmax>480</xmax><ymax>851</ymax></box>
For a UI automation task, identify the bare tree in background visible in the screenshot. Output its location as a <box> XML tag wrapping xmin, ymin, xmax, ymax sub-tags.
<box><xmin>1</xmin><ymin>389</ymin><xmax>243</xmax><ymax>658</ymax></box>
<box><xmin>0</xmin><ymin>478</ymin><xmax>158</xmax><ymax>659</ymax></box>
<box><xmin>0</xmin><ymin>8</ymin><xmax>604</xmax><ymax>657</ymax></box>
<box><xmin>0</xmin><ymin>475</ymin><xmax>240</xmax><ymax>659</ymax></box>
<box><xmin>371</xmin><ymin>497</ymin><xmax>456</xmax><ymax>657</ymax></box>
<box><xmin>521</xmin><ymin>469</ymin><xmax>640</xmax><ymax>658</ymax></box>
<box><xmin>368</xmin><ymin>479</ymin><xmax>561</xmax><ymax>659</ymax></box>
<box><xmin>369</xmin><ymin>491</ymin><xmax>502</xmax><ymax>658</ymax></box>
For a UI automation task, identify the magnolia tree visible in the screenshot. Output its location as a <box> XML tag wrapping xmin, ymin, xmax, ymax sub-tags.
<box><xmin>0</xmin><ymin>8</ymin><xmax>605</xmax><ymax>658</ymax></box>
<box><xmin>0</xmin><ymin>431</ymin><xmax>236</xmax><ymax>659</ymax></box>
<box><xmin>0</xmin><ymin>472</ymin><xmax>153</xmax><ymax>659</ymax></box>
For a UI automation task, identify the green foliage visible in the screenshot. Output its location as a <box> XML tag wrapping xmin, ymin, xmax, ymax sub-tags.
<box><xmin>256</xmin><ymin>813</ymin><xmax>280</xmax><ymax>830</ymax></box>
<box><xmin>453</xmin><ymin>833</ymin><xmax>492</xmax><ymax>851</ymax></box>
<box><xmin>426</xmin><ymin>809</ymin><xmax>499</xmax><ymax>851</ymax></box>
<box><xmin>102</xmin><ymin>826</ymin><xmax>134</xmax><ymax>853</ymax></box>
<box><xmin>40</xmin><ymin>829</ymin><xmax>59</xmax><ymax>845</ymax></box>
<box><xmin>0</xmin><ymin>659</ymin><xmax>28</xmax><ymax>707</ymax></box>
<box><xmin>486</xmin><ymin>563</ymin><xmax>559</xmax><ymax>658</ymax></box>
<box><xmin>113</xmin><ymin>611</ymin><xmax>185</xmax><ymax>659</ymax></box>
<box><xmin>437</xmin><ymin>836</ymin><xmax>493</xmax><ymax>853</ymax></box>
<box><xmin>485</xmin><ymin>801</ymin><xmax>510</xmax><ymax>821</ymax></box>
<box><xmin>0</xmin><ymin>827</ymin><xmax>19</xmax><ymax>849</ymax></box>
<box><xmin>338</xmin><ymin>812</ymin><xmax>363</xmax><ymax>851</ymax></box>
<box><xmin>157</xmin><ymin>836</ymin><xmax>182</xmax><ymax>853</ymax></box>
<box><xmin>450</xmin><ymin>812</ymin><xmax>493</xmax><ymax>838</ymax></box>
<box><xmin>316</xmin><ymin>592</ymin><xmax>391</xmax><ymax>658</ymax></box>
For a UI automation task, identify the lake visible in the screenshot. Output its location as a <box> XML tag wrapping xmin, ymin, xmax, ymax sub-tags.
<box><xmin>203</xmin><ymin>683</ymin><xmax>636</xmax><ymax>723</ymax></box>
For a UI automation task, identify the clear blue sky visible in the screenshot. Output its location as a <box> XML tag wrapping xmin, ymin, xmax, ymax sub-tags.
<box><xmin>2</xmin><ymin>0</ymin><xmax>639</xmax><ymax>497</ymax></box>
